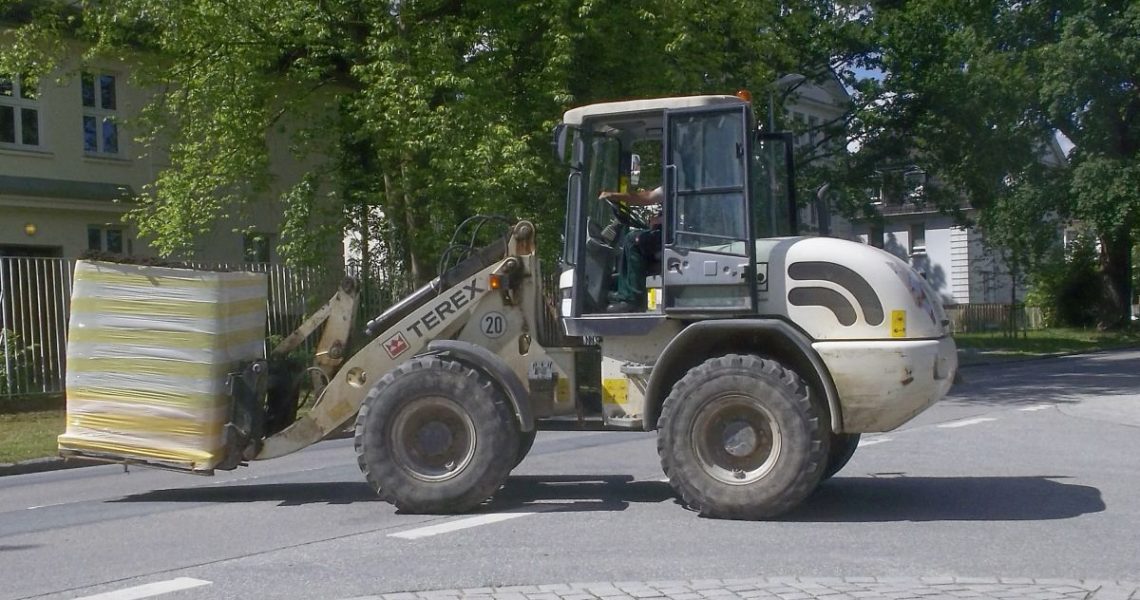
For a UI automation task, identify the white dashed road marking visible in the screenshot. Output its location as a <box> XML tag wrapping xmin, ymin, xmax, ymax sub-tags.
<box><xmin>72</xmin><ymin>577</ymin><xmax>211</xmax><ymax>600</ymax></box>
<box><xmin>1018</xmin><ymin>404</ymin><xmax>1052</xmax><ymax>412</ymax></box>
<box><xmin>937</xmin><ymin>417</ymin><xmax>997</xmax><ymax>429</ymax></box>
<box><xmin>390</xmin><ymin>504</ymin><xmax>568</xmax><ymax>540</ymax></box>
<box><xmin>857</xmin><ymin>437</ymin><xmax>892</xmax><ymax>447</ymax></box>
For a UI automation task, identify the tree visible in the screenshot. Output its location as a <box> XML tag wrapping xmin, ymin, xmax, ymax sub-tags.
<box><xmin>1038</xmin><ymin>1</ymin><xmax>1140</xmax><ymax>327</ymax></box>
<box><xmin>848</xmin><ymin>0</ymin><xmax>1139</xmax><ymax>328</ymax></box>
<box><xmin>1</xmin><ymin>0</ymin><xmax>579</xmax><ymax>285</ymax></box>
<box><xmin>1</xmin><ymin>0</ymin><xmax>876</xmax><ymax>292</ymax></box>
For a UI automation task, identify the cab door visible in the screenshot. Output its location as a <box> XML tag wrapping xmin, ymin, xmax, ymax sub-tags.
<box><xmin>660</xmin><ymin>105</ymin><xmax>757</xmax><ymax>314</ymax></box>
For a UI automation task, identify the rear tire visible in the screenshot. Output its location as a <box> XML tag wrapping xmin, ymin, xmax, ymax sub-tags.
<box><xmin>822</xmin><ymin>433</ymin><xmax>860</xmax><ymax>480</ymax></box>
<box><xmin>657</xmin><ymin>354</ymin><xmax>827</xmax><ymax>519</ymax></box>
<box><xmin>354</xmin><ymin>357</ymin><xmax>519</xmax><ymax>513</ymax></box>
<box><xmin>514</xmin><ymin>429</ymin><xmax>537</xmax><ymax>467</ymax></box>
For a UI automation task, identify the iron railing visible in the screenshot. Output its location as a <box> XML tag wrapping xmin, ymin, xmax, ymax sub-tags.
<box><xmin>0</xmin><ymin>258</ymin><xmax>73</xmax><ymax>397</ymax></box>
<box><xmin>944</xmin><ymin>303</ymin><xmax>1044</xmax><ymax>334</ymax></box>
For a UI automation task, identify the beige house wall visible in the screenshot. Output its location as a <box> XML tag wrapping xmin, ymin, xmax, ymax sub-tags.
<box><xmin>0</xmin><ymin>49</ymin><xmax>332</xmax><ymax>265</ymax></box>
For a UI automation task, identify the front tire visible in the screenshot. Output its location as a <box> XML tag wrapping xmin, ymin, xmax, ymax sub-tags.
<box><xmin>822</xmin><ymin>433</ymin><xmax>860</xmax><ymax>480</ymax></box>
<box><xmin>657</xmin><ymin>354</ymin><xmax>827</xmax><ymax>519</ymax></box>
<box><xmin>354</xmin><ymin>357</ymin><xmax>519</xmax><ymax>513</ymax></box>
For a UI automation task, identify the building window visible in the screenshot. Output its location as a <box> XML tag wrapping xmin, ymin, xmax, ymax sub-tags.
<box><xmin>243</xmin><ymin>232</ymin><xmax>275</xmax><ymax>263</ymax></box>
<box><xmin>88</xmin><ymin>225</ymin><xmax>129</xmax><ymax>254</ymax></box>
<box><xmin>870</xmin><ymin>224</ymin><xmax>884</xmax><ymax>249</ymax></box>
<box><xmin>904</xmin><ymin>169</ymin><xmax>926</xmax><ymax>200</ymax></box>
<box><xmin>81</xmin><ymin>72</ymin><xmax>119</xmax><ymax>155</ymax></box>
<box><xmin>0</xmin><ymin>74</ymin><xmax>40</xmax><ymax>148</ymax></box>
<box><xmin>910</xmin><ymin>222</ymin><xmax>926</xmax><ymax>255</ymax></box>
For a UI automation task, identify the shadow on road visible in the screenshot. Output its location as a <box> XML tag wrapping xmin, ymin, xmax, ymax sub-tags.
<box><xmin>111</xmin><ymin>475</ymin><xmax>677</xmax><ymax>512</ymax></box>
<box><xmin>107</xmin><ymin>474</ymin><xmax>1100</xmax><ymax>523</ymax></box>
<box><xmin>950</xmin><ymin>352</ymin><xmax>1140</xmax><ymax>407</ymax></box>
<box><xmin>483</xmin><ymin>475</ymin><xmax>679</xmax><ymax>513</ymax></box>
<box><xmin>786</xmin><ymin>475</ymin><xmax>1104</xmax><ymax>522</ymax></box>
<box><xmin>113</xmin><ymin>481</ymin><xmax>381</xmax><ymax>506</ymax></box>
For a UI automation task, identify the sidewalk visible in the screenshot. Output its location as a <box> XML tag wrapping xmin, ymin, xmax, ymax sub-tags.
<box><xmin>345</xmin><ymin>578</ymin><xmax>1138</xmax><ymax>600</ymax></box>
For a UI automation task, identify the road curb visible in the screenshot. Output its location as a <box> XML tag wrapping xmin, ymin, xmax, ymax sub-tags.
<box><xmin>0</xmin><ymin>456</ymin><xmax>101</xmax><ymax>477</ymax></box>
<box><xmin>342</xmin><ymin>578</ymin><xmax>1140</xmax><ymax>600</ymax></box>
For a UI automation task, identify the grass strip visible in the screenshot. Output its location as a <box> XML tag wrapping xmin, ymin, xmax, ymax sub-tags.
<box><xmin>955</xmin><ymin>327</ymin><xmax>1140</xmax><ymax>365</ymax></box>
<box><xmin>0</xmin><ymin>408</ymin><xmax>65</xmax><ymax>464</ymax></box>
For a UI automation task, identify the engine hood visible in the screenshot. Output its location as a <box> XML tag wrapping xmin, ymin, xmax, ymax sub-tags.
<box><xmin>756</xmin><ymin>237</ymin><xmax>949</xmax><ymax>341</ymax></box>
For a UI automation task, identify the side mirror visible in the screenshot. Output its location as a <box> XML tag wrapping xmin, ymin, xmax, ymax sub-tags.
<box><xmin>552</xmin><ymin>124</ymin><xmax>570</xmax><ymax>163</ymax></box>
<box><xmin>630</xmin><ymin>153</ymin><xmax>641</xmax><ymax>187</ymax></box>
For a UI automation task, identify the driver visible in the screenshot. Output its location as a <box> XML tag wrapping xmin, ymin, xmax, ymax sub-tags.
<box><xmin>597</xmin><ymin>186</ymin><xmax>663</xmax><ymax>313</ymax></box>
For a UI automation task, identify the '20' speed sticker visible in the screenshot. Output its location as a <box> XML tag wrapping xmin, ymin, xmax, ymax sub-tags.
<box><xmin>480</xmin><ymin>311</ymin><xmax>506</xmax><ymax>338</ymax></box>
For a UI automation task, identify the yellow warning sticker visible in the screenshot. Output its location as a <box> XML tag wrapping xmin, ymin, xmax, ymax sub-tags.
<box><xmin>647</xmin><ymin>289</ymin><xmax>662</xmax><ymax>311</ymax></box>
<box><xmin>602</xmin><ymin>378</ymin><xmax>629</xmax><ymax>405</ymax></box>
<box><xmin>891</xmin><ymin>309</ymin><xmax>907</xmax><ymax>338</ymax></box>
<box><xmin>555</xmin><ymin>378</ymin><xmax>571</xmax><ymax>403</ymax></box>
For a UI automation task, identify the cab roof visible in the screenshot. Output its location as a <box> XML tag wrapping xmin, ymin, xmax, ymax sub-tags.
<box><xmin>561</xmin><ymin>95</ymin><xmax>746</xmax><ymax>127</ymax></box>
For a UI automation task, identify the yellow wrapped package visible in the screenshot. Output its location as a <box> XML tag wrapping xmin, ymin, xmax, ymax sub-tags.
<box><xmin>58</xmin><ymin>260</ymin><xmax>268</xmax><ymax>472</ymax></box>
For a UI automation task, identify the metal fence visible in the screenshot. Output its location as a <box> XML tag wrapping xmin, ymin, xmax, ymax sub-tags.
<box><xmin>944</xmin><ymin>303</ymin><xmax>1044</xmax><ymax>334</ymax></box>
<box><xmin>0</xmin><ymin>257</ymin><xmax>407</xmax><ymax>400</ymax></box>
<box><xmin>0</xmin><ymin>258</ymin><xmax>73</xmax><ymax>397</ymax></box>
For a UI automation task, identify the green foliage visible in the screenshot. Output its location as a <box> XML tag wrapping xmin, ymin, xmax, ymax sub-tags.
<box><xmin>1025</xmin><ymin>235</ymin><xmax>1102</xmax><ymax>328</ymax></box>
<box><xmin>2</xmin><ymin>0</ymin><xmax>877</xmax><ymax>290</ymax></box>
<box><xmin>857</xmin><ymin>0</ymin><xmax>1140</xmax><ymax>328</ymax></box>
<box><xmin>0</xmin><ymin>329</ymin><xmax>38</xmax><ymax>396</ymax></box>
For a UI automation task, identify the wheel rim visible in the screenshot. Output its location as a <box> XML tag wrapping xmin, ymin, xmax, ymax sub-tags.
<box><xmin>390</xmin><ymin>396</ymin><xmax>477</xmax><ymax>482</ymax></box>
<box><xmin>690</xmin><ymin>393</ymin><xmax>781</xmax><ymax>485</ymax></box>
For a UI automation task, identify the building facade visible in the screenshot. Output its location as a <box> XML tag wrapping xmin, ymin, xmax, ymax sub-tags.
<box><xmin>0</xmin><ymin>55</ymin><xmax>292</xmax><ymax>263</ymax></box>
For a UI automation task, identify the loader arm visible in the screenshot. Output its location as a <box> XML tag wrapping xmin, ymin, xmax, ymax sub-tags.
<box><xmin>271</xmin><ymin>277</ymin><xmax>360</xmax><ymax>397</ymax></box>
<box><xmin>255</xmin><ymin>222</ymin><xmax>535</xmax><ymax>460</ymax></box>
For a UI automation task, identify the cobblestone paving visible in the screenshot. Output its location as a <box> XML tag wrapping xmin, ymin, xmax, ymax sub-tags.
<box><xmin>348</xmin><ymin>578</ymin><xmax>1138</xmax><ymax>600</ymax></box>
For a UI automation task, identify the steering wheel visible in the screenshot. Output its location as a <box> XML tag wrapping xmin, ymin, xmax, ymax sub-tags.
<box><xmin>603</xmin><ymin>196</ymin><xmax>650</xmax><ymax>230</ymax></box>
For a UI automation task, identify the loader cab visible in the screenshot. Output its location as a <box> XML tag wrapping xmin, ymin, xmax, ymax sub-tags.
<box><xmin>556</xmin><ymin>95</ymin><xmax>797</xmax><ymax>336</ymax></box>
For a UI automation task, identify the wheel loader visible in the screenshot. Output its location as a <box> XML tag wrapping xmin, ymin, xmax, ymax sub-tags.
<box><xmin>58</xmin><ymin>93</ymin><xmax>958</xmax><ymax>519</ymax></box>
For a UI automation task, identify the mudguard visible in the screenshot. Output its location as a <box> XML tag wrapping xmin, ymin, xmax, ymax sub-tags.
<box><xmin>427</xmin><ymin>339</ymin><xmax>535</xmax><ymax>432</ymax></box>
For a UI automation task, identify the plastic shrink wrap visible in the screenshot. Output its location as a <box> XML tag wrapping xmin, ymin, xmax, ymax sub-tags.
<box><xmin>58</xmin><ymin>261</ymin><xmax>267</xmax><ymax>472</ymax></box>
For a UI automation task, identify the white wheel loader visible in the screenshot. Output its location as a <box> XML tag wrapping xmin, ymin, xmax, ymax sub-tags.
<box><xmin>60</xmin><ymin>94</ymin><xmax>957</xmax><ymax>519</ymax></box>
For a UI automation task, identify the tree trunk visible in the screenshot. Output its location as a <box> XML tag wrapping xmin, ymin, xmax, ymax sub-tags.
<box><xmin>1097</xmin><ymin>226</ymin><xmax>1133</xmax><ymax>330</ymax></box>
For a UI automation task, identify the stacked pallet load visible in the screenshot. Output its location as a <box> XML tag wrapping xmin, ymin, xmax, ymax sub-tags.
<box><xmin>58</xmin><ymin>260</ymin><xmax>267</xmax><ymax>472</ymax></box>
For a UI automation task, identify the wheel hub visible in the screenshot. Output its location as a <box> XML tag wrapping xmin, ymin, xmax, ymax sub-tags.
<box><xmin>691</xmin><ymin>394</ymin><xmax>782</xmax><ymax>485</ymax></box>
<box><xmin>391</xmin><ymin>396</ymin><xmax>476</xmax><ymax>482</ymax></box>
<box><xmin>415</xmin><ymin>421</ymin><xmax>455</xmax><ymax>457</ymax></box>
<box><xmin>722</xmin><ymin>421</ymin><xmax>758</xmax><ymax>457</ymax></box>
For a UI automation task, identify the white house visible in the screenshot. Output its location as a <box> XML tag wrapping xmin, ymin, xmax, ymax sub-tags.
<box><xmin>848</xmin><ymin>136</ymin><xmax>1069</xmax><ymax>305</ymax></box>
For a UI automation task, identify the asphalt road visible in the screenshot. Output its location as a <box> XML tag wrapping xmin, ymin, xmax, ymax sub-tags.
<box><xmin>1</xmin><ymin>350</ymin><xmax>1138</xmax><ymax>600</ymax></box>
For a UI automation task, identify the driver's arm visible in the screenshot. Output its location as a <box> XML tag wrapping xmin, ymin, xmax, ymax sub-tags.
<box><xmin>599</xmin><ymin>186</ymin><xmax>663</xmax><ymax>207</ymax></box>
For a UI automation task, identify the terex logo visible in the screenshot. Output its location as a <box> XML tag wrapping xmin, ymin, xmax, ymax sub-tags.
<box><xmin>406</xmin><ymin>279</ymin><xmax>485</xmax><ymax>338</ymax></box>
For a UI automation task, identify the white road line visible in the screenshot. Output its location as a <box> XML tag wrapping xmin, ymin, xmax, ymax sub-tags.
<box><xmin>937</xmin><ymin>417</ymin><xmax>997</xmax><ymax>429</ymax></box>
<box><xmin>390</xmin><ymin>505</ymin><xmax>566</xmax><ymax>540</ymax></box>
<box><xmin>26</xmin><ymin>501</ymin><xmax>68</xmax><ymax>510</ymax></box>
<box><xmin>857</xmin><ymin>437</ymin><xmax>892</xmax><ymax>447</ymax></box>
<box><xmin>72</xmin><ymin>578</ymin><xmax>211</xmax><ymax>600</ymax></box>
<box><xmin>1018</xmin><ymin>404</ymin><xmax>1052</xmax><ymax>412</ymax></box>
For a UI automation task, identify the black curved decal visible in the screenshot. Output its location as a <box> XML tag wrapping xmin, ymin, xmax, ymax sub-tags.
<box><xmin>788</xmin><ymin>287</ymin><xmax>857</xmax><ymax>326</ymax></box>
<box><xmin>788</xmin><ymin>262</ymin><xmax>884</xmax><ymax>325</ymax></box>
